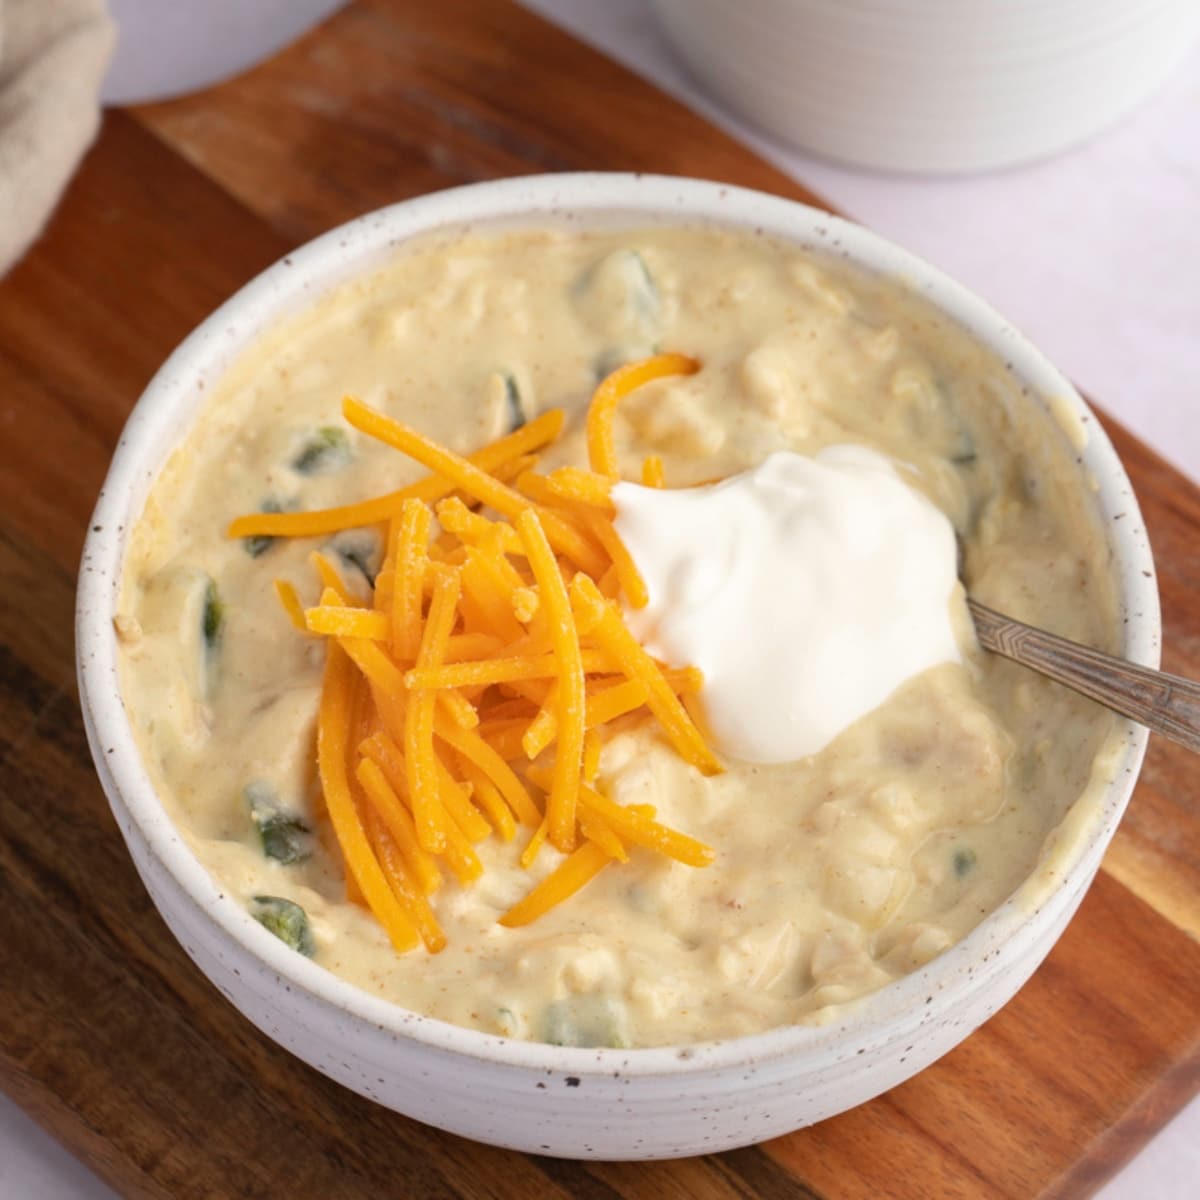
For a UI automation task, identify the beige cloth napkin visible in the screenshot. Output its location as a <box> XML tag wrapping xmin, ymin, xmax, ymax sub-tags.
<box><xmin>0</xmin><ymin>0</ymin><xmax>113</xmax><ymax>275</ymax></box>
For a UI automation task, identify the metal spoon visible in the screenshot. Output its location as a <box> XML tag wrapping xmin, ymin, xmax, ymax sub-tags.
<box><xmin>968</xmin><ymin>598</ymin><xmax>1200</xmax><ymax>754</ymax></box>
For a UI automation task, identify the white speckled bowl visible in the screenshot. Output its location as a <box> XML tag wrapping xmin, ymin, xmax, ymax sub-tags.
<box><xmin>76</xmin><ymin>174</ymin><xmax>1159</xmax><ymax>1159</ymax></box>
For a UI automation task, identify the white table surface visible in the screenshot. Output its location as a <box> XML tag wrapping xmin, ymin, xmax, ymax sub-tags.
<box><xmin>5</xmin><ymin>2</ymin><xmax>1197</xmax><ymax>1196</ymax></box>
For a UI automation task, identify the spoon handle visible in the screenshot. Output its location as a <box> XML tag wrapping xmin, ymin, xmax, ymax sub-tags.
<box><xmin>967</xmin><ymin>598</ymin><xmax>1200</xmax><ymax>755</ymax></box>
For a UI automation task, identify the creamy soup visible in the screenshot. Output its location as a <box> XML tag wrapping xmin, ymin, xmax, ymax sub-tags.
<box><xmin>116</xmin><ymin>227</ymin><xmax>1116</xmax><ymax>1047</ymax></box>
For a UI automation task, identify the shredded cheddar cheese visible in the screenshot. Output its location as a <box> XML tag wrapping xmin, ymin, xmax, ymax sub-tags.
<box><xmin>228</xmin><ymin>409</ymin><xmax>565</xmax><ymax>539</ymax></box>
<box><xmin>405</xmin><ymin>569</ymin><xmax>458</xmax><ymax>853</ymax></box>
<box><xmin>317</xmin><ymin>643</ymin><xmax>419</xmax><ymax>952</ymax></box>
<box><xmin>247</xmin><ymin>356</ymin><xmax>719</xmax><ymax>953</ymax></box>
<box><xmin>641</xmin><ymin>455</ymin><xmax>665</xmax><ymax>489</ymax></box>
<box><xmin>500</xmin><ymin>841</ymin><xmax>615</xmax><ymax>928</ymax></box>
<box><xmin>305</xmin><ymin>603</ymin><xmax>390</xmax><ymax>640</ymax></box>
<box><xmin>273</xmin><ymin>579</ymin><xmax>309</xmax><ymax>633</ymax></box>
<box><xmin>585</xmin><ymin>352</ymin><xmax>699</xmax><ymax>478</ymax></box>
<box><xmin>544</xmin><ymin>466</ymin><xmax>615</xmax><ymax>512</ymax></box>
<box><xmin>393</xmin><ymin>499</ymin><xmax>431</xmax><ymax>660</ymax></box>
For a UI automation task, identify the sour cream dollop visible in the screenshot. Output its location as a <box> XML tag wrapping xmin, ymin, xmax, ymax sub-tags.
<box><xmin>613</xmin><ymin>447</ymin><xmax>962</xmax><ymax>763</ymax></box>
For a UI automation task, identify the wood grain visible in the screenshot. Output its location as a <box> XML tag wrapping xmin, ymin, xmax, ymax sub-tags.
<box><xmin>0</xmin><ymin>112</ymin><xmax>288</xmax><ymax>575</ymax></box>
<box><xmin>1</xmin><ymin>1</ymin><xmax>1197</xmax><ymax>1197</ymax></box>
<box><xmin>132</xmin><ymin>0</ymin><xmax>828</xmax><ymax>241</ymax></box>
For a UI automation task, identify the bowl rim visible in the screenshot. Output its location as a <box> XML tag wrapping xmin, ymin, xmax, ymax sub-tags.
<box><xmin>76</xmin><ymin>171</ymin><xmax>1160</xmax><ymax>1078</ymax></box>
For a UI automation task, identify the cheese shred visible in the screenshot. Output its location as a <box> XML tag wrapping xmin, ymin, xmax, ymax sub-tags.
<box><xmin>230</xmin><ymin>355</ymin><xmax>719</xmax><ymax>953</ymax></box>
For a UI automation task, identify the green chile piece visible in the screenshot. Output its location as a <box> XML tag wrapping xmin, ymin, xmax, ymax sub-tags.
<box><xmin>593</xmin><ymin>342</ymin><xmax>658</xmax><ymax>381</ymax></box>
<box><xmin>953</xmin><ymin>847</ymin><xmax>978</xmax><ymax>878</ymax></box>
<box><xmin>502</xmin><ymin>371</ymin><xmax>527</xmax><ymax>432</ymax></box>
<box><xmin>202</xmin><ymin>578</ymin><xmax>224</xmax><ymax>651</ymax></box>
<box><xmin>542</xmin><ymin>995</ymin><xmax>630</xmax><ymax>1048</ymax></box>
<box><xmin>326</xmin><ymin>528</ymin><xmax>380</xmax><ymax>587</ymax></box>
<box><xmin>292</xmin><ymin>426</ymin><xmax>351</xmax><ymax>475</ymax></box>
<box><xmin>574</xmin><ymin>247</ymin><xmax>661</xmax><ymax>332</ymax></box>
<box><xmin>242</xmin><ymin>498</ymin><xmax>286</xmax><ymax>558</ymax></box>
<box><xmin>251</xmin><ymin>895</ymin><xmax>315</xmax><ymax>956</ymax></box>
<box><xmin>245</xmin><ymin>781</ymin><xmax>313</xmax><ymax>864</ymax></box>
<box><xmin>583</xmin><ymin>248</ymin><xmax>658</xmax><ymax>318</ymax></box>
<box><xmin>950</xmin><ymin>429</ymin><xmax>977</xmax><ymax>466</ymax></box>
<box><xmin>624</xmin><ymin>249</ymin><xmax>659</xmax><ymax>318</ymax></box>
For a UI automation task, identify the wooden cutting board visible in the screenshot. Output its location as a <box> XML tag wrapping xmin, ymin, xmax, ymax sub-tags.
<box><xmin>1</xmin><ymin>1</ymin><xmax>1197</xmax><ymax>1196</ymax></box>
